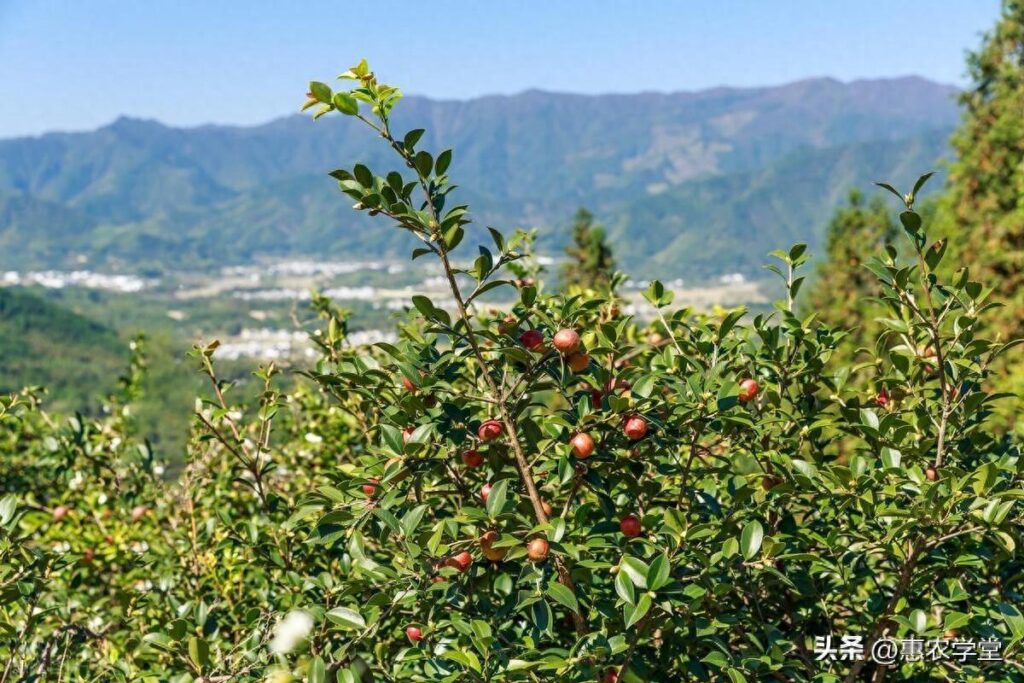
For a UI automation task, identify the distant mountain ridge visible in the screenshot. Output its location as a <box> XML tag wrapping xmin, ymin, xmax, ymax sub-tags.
<box><xmin>0</xmin><ymin>76</ymin><xmax>959</xmax><ymax>278</ymax></box>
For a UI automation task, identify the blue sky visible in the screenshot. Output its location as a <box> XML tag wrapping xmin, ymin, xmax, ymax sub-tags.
<box><xmin>0</xmin><ymin>0</ymin><xmax>1001</xmax><ymax>137</ymax></box>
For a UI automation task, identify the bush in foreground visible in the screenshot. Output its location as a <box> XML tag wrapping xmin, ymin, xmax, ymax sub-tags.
<box><xmin>0</xmin><ymin>61</ymin><xmax>1021</xmax><ymax>682</ymax></box>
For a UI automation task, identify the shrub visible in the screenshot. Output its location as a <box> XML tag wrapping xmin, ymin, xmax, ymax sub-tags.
<box><xmin>0</xmin><ymin>60</ymin><xmax>1020</xmax><ymax>682</ymax></box>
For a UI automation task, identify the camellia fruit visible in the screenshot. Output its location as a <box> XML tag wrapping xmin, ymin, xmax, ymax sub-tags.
<box><xmin>925</xmin><ymin>466</ymin><xmax>939</xmax><ymax>481</ymax></box>
<box><xmin>623</xmin><ymin>415</ymin><xmax>648</xmax><ymax>440</ymax></box>
<box><xmin>567</xmin><ymin>352</ymin><xmax>590</xmax><ymax>373</ymax></box>
<box><xmin>738</xmin><ymin>378</ymin><xmax>760</xmax><ymax>403</ymax></box>
<box><xmin>362</xmin><ymin>478</ymin><xmax>379</xmax><ymax>497</ymax></box>
<box><xmin>603</xmin><ymin>669</ymin><xmax>619</xmax><ymax>683</ymax></box>
<box><xmin>402</xmin><ymin>426</ymin><xmax>415</xmax><ymax>444</ymax></box>
<box><xmin>480</xmin><ymin>482</ymin><xmax>492</xmax><ymax>502</ymax></box>
<box><xmin>519</xmin><ymin>329</ymin><xmax>545</xmax><ymax>352</ymax></box>
<box><xmin>480</xmin><ymin>530</ymin><xmax>507</xmax><ymax>562</ymax></box>
<box><xmin>478</xmin><ymin>419</ymin><xmax>503</xmax><ymax>441</ymax></box>
<box><xmin>526</xmin><ymin>537</ymin><xmax>550</xmax><ymax>562</ymax></box>
<box><xmin>130</xmin><ymin>505</ymin><xmax>148</xmax><ymax>523</ymax></box>
<box><xmin>446</xmin><ymin>550</ymin><xmax>473</xmax><ymax>573</ymax></box>
<box><xmin>406</xmin><ymin>626</ymin><xmax>423</xmax><ymax>642</ymax></box>
<box><xmin>571</xmin><ymin>432</ymin><xmax>595</xmax><ymax>458</ymax></box>
<box><xmin>52</xmin><ymin>505</ymin><xmax>70</xmax><ymax>522</ymax></box>
<box><xmin>461</xmin><ymin>450</ymin><xmax>484</xmax><ymax>468</ymax></box>
<box><xmin>552</xmin><ymin>328</ymin><xmax>580</xmax><ymax>354</ymax></box>
<box><xmin>619</xmin><ymin>514</ymin><xmax>642</xmax><ymax>537</ymax></box>
<box><xmin>498</xmin><ymin>315</ymin><xmax>518</xmax><ymax>336</ymax></box>
<box><xmin>541</xmin><ymin>500</ymin><xmax>553</xmax><ymax>517</ymax></box>
<box><xmin>875</xmin><ymin>388</ymin><xmax>890</xmax><ymax>407</ymax></box>
<box><xmin>402</xmin><ymin>376</ymin><xmax>417</xmax><ymax>392</ymax></box>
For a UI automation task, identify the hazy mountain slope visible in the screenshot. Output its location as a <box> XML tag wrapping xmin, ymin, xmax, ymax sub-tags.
<box><xmin>0</xmin><ymin>77</ymin><xmax>959</xmax><ymax>277</ymax></box>
<box><xmin>605</xmin><ymin>130</ymin><xmax>951</xmax><ymax>278</ymax></box>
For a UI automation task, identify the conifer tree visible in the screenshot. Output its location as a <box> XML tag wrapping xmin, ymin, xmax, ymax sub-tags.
<box><xmin>941</xmin><ymin>0</ymin><xmax>1024</xmax><ymax>399</ymax></box>
<box><xmin>805</xmin><ymin>189</ymin><xmax>897</xmax><ymax>353</ymax></box>
<box><xmin>560</xmin><ymin>207</ymin><xmax>615</xmax><ymax>290</ymax></box>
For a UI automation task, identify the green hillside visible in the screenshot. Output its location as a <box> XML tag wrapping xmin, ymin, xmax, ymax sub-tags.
<box><xmin>0</xmin><ymin>77</ymin><xmax>958</xmax><ymax>278</ymax></box>
<box><xmin>0</xmin><ymin>286</ymin><xmax>124</xmax><ymax>414</ymax></box>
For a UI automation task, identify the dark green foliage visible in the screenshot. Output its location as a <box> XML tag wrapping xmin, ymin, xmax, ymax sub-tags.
<box><xmin>804</xmin><ymin>189</ymin><xmax>897</xmax><ymax>356</ymax></box>
<box><xmin>560</xmin><ymin>208</ymin><xmax>615</xmax><ymax>290</ymax></box>
<box><xmin>940</xmin><ymin>0</ymin><xmax>1024</xmax><ymax>405</ymax></box>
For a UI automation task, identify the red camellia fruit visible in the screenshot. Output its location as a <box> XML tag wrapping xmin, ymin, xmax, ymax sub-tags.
<box><xmin>926</xmin><ymin>466</ymin><xmax>939</xmax><ymax>481</ymax></box>
<box><xmin>478</xmin><ymin>419</ymin><xmax>503</xmax><ymax>441</ymax></box>
<box><xmin>519</xmin><ymin>329</ymin><xmax>545</xmax><ymax>352</ymax></box>
<box><xmin>552</xmin><ymin>328</ymin><xmax>580</xmax><ymax>354</ymax></box>
<box><xmin>130</xmin><ymin>505</ymin><xmax>148</xmax><ymax>523</ymax></box>
<box><xmin>83</xmin><ymin>548</ymin><xmax>95</xmax><ymax>564</ymax></box>
<box><xmin>602</xmin><ymin>669</ymin><xmax>619</xmax><ymax>683</ymax></box>
<box><xmin>402</xmin><ymin>426</ymin><xmax>415</xmax><ymax>444</ymax></box>
<box><xmin>526</xmin><ymin>537</ymin><xmax>550</xmax><ymax>562</ymax></box>
<box><xmin>620</xmin><ymin>514</ymin><xmax>642</xmax><ymax>537</ymax></box>
<box><xmin>402</xmin><ymin>376</ymin><xmax>417</xmax><ymax>392</ymax></box>
<box><xmin>480</xmin><ymin>482</ymin><xmax>493</xmax><ymax>502</ymax></box>
<box><xmin>567</xmin><ymin>353</ymin><xmax>590</xmax><ymax>373</ymax></box>
<box><xmin>52</xmin><ymin>505</ymin><xmax>70</xmax><ymax>523</ymax></box>
<box><xmin>623</xmin><ymin>415</ymin><xmax>648</xmax><ymax>440</ymax></box>
<box><xmin>738</xmin><ymin>378</ymin><xmax>760</xmax><ymax>403</ymax></box>
<box><xmin>446</xmin><ymin>550</ymin><xmax>473</xmax><ymax>572</ymax></box>
<box><xmin>541</xmin><ymin>500</ymin><xmax>554</xmax><ymax>517</ymax></box>
<box><xmin>590</xmin><ymin>388</ymin><xmax>604</xmax><ymax>405</ymax></box>
<box><xmin>406</xmin><ymin>626</ymin><xmax>423</xmax><ymax>642</ymax></box>
<box><xmin>461</xmin><ymin>450</ymin><xmax>484</xmax><ymax>468</ymax></box>
<box><xmin>480</xmin><ymin>530</ymin><xmax>507</xmax><ymax>562</ymax></box>
<box><xmin>570</xmin><ymin>432</ymin><xmax>595</xmax><ymax>458</ymax></box>
<box><xmin>875</xmin><ymin>388</ymin><xmax>889</xmax><ymax>407</ymax></box>
<box><xmin>362</xmin><ymin>478</ymin><xmax>379</xmax><ymax>497</ymax></box>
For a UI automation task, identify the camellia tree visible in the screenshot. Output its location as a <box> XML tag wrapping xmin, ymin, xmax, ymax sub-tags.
<box><xmin>0</xmin><ymin>59</ymin><xmax>1022</xmax><ymax>682</ymax></box>
<box><xmin>268</xmin><ymin>61</ymin><xmax>1024</xmax><ymax>682</ymax></box>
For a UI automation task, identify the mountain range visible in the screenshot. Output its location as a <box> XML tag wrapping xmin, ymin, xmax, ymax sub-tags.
<box><xmin>0</xmin><ymin>76</ymin><xmax>960</xmax><ymax>279</ymax></box>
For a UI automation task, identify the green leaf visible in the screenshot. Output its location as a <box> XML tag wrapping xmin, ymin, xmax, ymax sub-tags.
<box><xmin>414</xmin><ymin>151</ymin><xmax>433</xmax><ymax>178</ymax></box>
<box><xmin>875</xmin><ymin>181</ymin><xmax>904</xmax><ymax>202</ymax></box>
<box><xmin>403</xmin><ymin>128</ymin><xmax>425</xmax><ymax>151</ymax></box>
<box><xmin>309</xmin><ymin>81</ymin><xmax>332</xmax><ymax>103</ymax></box>
<box><xmin>0</xmin><ymin>495</ymin><xmax>16</xmax><ymax>525</ymax></box>
<box><xmin>411</xmin><ymin>295</ymin><xmax>434</xmax><ymax>318</ymax></box>
<box><xmin>624</xmin><ymin>593</ymin><xmax>651</xmax><ymax>628</ymax></box>
<box><xmin>909</xmin><ymin>608</ymin><xmax>927</xmax><ymax>634</ymax></box>
<box><xmin>997</xmin><ymin>603</ymin><xmax>1024</xmax><ymax>641</ymax></box>
<box><xmin>615</xmin><ymin>569</ymin><xmax>636</xmax><ymax>605</ymax></box>
<box><xmin>740</xmin><ymin>520</ymin><xmax>763</xmax><ymax>560</ymax></box>
<box><xmin>485</xmin><ymin>479</ymin><xmax>508</xmax><ymax>518</ymax></box>
<box><xmin>331</xmin><ymin>92</ymin><xmax>359</xmax><ymax>116</ymax></box>
<box><xmin>327</xmin><ymin>607</ymin><xmax>366</xmax><ymax>630</ymax></box>
<box><xmin>911</xmin><ymin>171</ymin><xmax>935</xmax><ymax>198</ymax></box>
<box><xmin>187</xmin><ymin>636</ymin><xmax>211</xmax><ymax>670</ymax></box>
<box><xmin>308</xmin><ymin>656</ymin><xmax>326</xmax><ymax>683</ymax></box>
<box><xmin>545</xmin><ymin>582</ymin><xmax>579</xmax><ymax>614</ymax></box>
<box><xmin>401</xmin><ymin>505</ymin><xmax>428</xmax><ymax>537</ymax></box>
<box><xmin>726</xmin><ymin>668</ymin><xmax>748</xmax><ymax>683</ymax></box>
<box><xmin>647</xmin><ymin>553</ymin><xmax>671</xmax><ymax>590</ymax></box>
<box><xmin>620</xmin><ymin>556</ymin><xmax>649</xmax><ymax>588</ymax></box>
<box><xmin>900</xmin><ymin>210</ymin><xmax>922</xmax><ymax>233</ymax></box>
<box><xmin>435</xmin><ymin>149</ymin><xmax>453</xmax><ymax>175</ymax></box>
